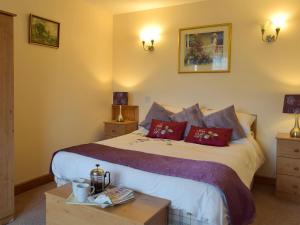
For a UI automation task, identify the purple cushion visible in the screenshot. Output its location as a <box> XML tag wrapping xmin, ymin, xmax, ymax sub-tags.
<box><xmin>140</xmin><ymin>102</ymin><xmax>173</xmax><ymax>130</ymax></box>
<box><xmin>170</xmin><ymin>104</ymin><xmax>205</xmax><ymax>136</ymax></box>
<box><xmin>202</xmin><ymin>105</ymin><xmax>246</xmax><ymax>140</ymax></box>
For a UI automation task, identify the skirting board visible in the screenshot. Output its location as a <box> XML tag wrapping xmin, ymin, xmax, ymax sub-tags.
<box><xmin>15</xmin><ymin>174</ymin><xmax>54</xmax><ymax>195</ymax></box>
<box><xmin>0</xmin><ymin>215</ymin><xmax>14</xmax><ymax>225</ymax></box>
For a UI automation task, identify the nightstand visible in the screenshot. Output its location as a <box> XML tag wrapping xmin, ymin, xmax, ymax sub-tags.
<box><xmin>276</xmin><ymin>133</ymin><xmax>300</xmax><ymax>202</ymax></box>
<box><xmin>104</xmin><ymin>121</ymin><xmax>138</xmax><ymax>139</ymax></box>
<box><xmin>104</xmin><ymin>105</ymin><xmax>139</xmax><ymax>139</ymax></box>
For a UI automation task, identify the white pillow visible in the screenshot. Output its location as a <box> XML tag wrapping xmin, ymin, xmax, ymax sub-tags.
<box><xmin>236</xmin><ymin>112</ymin><xmax>256</xmax><ymax>135</ymax></box>
<box><xmin>161</xmin><ymin>104</ymin><xmax>184</xmax><ymax>113</ymax></box>
<box><xmin>203</xmin><ymin>108</ymin><xmax>256</xmax><ymax>135</ymax></box>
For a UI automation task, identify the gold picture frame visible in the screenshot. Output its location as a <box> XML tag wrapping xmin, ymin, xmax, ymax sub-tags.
<box><xmin>29</xmin><ymin>14</ymin><xmax>60</xmax><ymax>48</ymax></box>
<box><xmin>178</xmin><ymin>23</ymin><xmax>232</xmax><ymax>73</ymax></box>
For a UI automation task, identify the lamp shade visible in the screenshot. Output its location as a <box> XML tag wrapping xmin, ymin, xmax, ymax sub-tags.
<box><xmin>283</xmin><ymin>95</ymin><xmax>300</xmax><ymax>114</ymax></box>
<box><xmin>113</xmin><ymin>92</ymin><xmax>128</xmax><ymax>105</ymax></box>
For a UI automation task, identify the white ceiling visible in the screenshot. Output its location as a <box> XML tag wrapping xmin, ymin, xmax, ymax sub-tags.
<box><xmin>96</xmin><ymin>0</ymin><xmax>206</xmax><ymax>15</ymax></box>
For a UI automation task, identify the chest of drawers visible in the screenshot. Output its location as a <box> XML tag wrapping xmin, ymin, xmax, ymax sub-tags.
<box><xmin>276</xmin><ymin>133</ymin><xmax>300</xmax><ymax>202</ymax></box>
<box><xmin>104</xmin><ymin>121</ymin><xmax>138</xmax><ymax>139</ymax></box>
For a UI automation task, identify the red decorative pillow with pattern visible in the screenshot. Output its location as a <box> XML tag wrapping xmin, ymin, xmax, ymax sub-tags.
<box><xmin>146</xmin><ymin>119</ymin><xmax>187</xmax><ymax>140</ymax></box>
<box><xmin>185</xmin><ymin>126</ymin><xmax>233</xmax><ymax>147</ymax></box>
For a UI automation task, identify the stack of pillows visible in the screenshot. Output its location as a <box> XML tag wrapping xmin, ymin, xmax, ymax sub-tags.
<box><xmin>140</xmin><ymin>102</ymin><xmax>254</xmax><ymax>147</ymax></box>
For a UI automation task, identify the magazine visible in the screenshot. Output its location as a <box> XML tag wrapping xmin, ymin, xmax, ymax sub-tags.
<box><xmin>66</xmin><ymin>187</ymin><xmax>135</xmax><ymax>208</ymax></box>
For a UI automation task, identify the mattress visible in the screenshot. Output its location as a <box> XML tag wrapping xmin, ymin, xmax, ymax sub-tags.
<box><xmin>52</xmin><ymin>128</ymin><xmax>265</xmax><ymax>225</ymax></box>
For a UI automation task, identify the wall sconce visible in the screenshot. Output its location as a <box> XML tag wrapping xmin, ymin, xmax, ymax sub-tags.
<box><xmin>261</xmin><ymin>21</ymin><xmax>280</xmax><ymax>43</ymax></box>
<box><xmin>261</xmin><ymin>14</ymin><xmax>287</xmax><ymax>43</ymax></box>
<box><xmin>140</xmin><ymin>26</ymin><xmax>161</xmax><ymax>52</ymax></box>
<box><xmin>142</xmin><ymin>40</ymin><xmax>155</xmax><ymax>51</ymax></box>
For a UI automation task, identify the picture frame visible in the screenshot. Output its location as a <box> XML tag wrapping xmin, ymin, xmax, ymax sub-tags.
<box><xmin>178</xmin><ymin>23</ymin><xmax>232</xmax><ymax>73</ymax></box>
<box><xmin>29</xmin><ymin>14</ymin><xmax>60</xmax><ymax>48</ymax></box>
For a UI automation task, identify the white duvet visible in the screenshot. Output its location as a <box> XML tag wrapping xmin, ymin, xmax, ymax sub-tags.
<box><xmin>52</xmin><ymin>128</ymin><xmax>265</xmax><ymax>225</ymax></box>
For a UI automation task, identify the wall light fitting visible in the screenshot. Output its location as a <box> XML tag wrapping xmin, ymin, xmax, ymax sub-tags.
<box><xmin>140</xmin><ymin>26</ymin><xmax>160</xmax><ymax>52</ymax></box>
<box><xmin>261</xmin><ymin>14</ymin><xmax>287</xmax><ymax>43</ymax></box>
<box><xmin>261</xmin><ymin>22</ymin><xmax>280</xmax><ymax>43</ymax></box>
<box><xmin>142</xmin><ymin>40</ymin><xmax>154</xmax><ymax>51</ymax></box>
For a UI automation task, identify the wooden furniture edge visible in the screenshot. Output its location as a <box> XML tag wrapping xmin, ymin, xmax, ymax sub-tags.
<box><xmin>104</xmin><ymin>120</ymin><xmax>138</xmax><ymax>124</ymax></box>
<box><xmin>253</xmin><ymin>175</ymin><xmax>276</xmax><ymax>186</ymax></box>
<box><xmin>0</xmin><ymin>10</ymin><xmax>17</xmax><ymax>17</ymax></box>
<box><xmin>15</xmin><ymin>174</ymin><xmax>54</xmax><ymax>195</ymax></box>
<box><xmin>112</xmin><ymin>105</ymin><xmax>139</xmax><ymax>108</ymax></box>
<box><xmin>276</xmin><ymin>133</ymin><xmax>300</xmax><ymax>142</ymax></box>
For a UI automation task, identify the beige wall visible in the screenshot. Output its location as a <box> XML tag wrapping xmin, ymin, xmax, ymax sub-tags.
<box><xmin>0</xmin><ymin>0</ymin><xmax>113</xmax><ymax>184</ymax></box>
<box><xmin>113</xmin><ymin>0</ymin><xmax>300</xmax><ymax>177</ymax></box>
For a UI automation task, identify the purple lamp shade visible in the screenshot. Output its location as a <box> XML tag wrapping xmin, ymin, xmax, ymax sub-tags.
<box><xmin>113</xmin><ymin>92</ymin><xmax>128</xmax><ymax>105</ymax></box>
<box><xmin>283</xmin><ymin>95</ymin><xmax>300</xmax><ymax>114</ymax></box>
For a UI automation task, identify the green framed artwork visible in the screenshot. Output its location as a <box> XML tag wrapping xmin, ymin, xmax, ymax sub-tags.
<box><xmin>29</xmin><ymin>14</ymin><xmax>60</xmax><ymax>48</ymax></box>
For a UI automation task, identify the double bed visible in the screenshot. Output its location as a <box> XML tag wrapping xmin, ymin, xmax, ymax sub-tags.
<box><xmin>51</xmin><ymin>126</ymin><xmax>264</xmax><ymax>225</ymax></box>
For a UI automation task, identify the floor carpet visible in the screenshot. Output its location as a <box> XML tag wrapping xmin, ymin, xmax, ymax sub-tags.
<box><xmin>8</xmin><ymin>182</ymin><xmax>300</xmax><ymax>225</ymax></box>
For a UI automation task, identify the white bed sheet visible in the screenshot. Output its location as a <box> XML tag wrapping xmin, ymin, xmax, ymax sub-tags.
<box><xmin>52</xmin><ymin>128</ymin><xmax>264</xmax><ymax>225</ymax></box>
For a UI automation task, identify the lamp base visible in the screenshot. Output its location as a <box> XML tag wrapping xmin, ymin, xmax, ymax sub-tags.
<box><xmin>290</xmin><ymin>114</ymin><xmax>300</xmax><ymax>138</ymax></box>
<box><xmin>116</xmin><ymin>105</ymin><xmax>124</xmax><ymax>122</ymax></box>
<box><xmin>290</xmin><ymin>128</ymin><xmax>300</xmax><ymax>138</ymax></box>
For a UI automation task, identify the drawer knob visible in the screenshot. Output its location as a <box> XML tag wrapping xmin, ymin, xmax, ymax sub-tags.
<box><xmin>294</xmin><ymin>149</ymin><xmax>300</xmax><ymax>153</ymax></box>
<box><xmin>112</xmin><ymin>130</ymin><xmax>116</xmax><ymax>133</ymax></box>
<box><xmin>294</xmin><ymin>167</ymin><xmax>300</xmax><ymax>171</ymax></box>
<box><xmin>292</xmin><ymin>185</ymin><xmax>298</xmax><ymax>189</ymax></box>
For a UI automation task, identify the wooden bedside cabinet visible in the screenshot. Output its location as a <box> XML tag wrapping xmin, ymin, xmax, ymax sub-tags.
<box><xmin>104</xmin><ymin>105</ymin><xmax>139</xmax><ymax>139</ymax></box>
<box><xmin>276</xmin><ymin>133</ymin><xmax>300</xmax><ymax>202</ymax></box>
<box><xmin>104</xmin><ymin>121</ymin><xmax>138</xmax><ymax>139</ymax></box>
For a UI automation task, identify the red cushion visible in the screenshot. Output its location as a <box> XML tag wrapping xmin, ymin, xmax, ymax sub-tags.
<box><xmin>185</xmin><ymin>126</ymin><xmax>233</xmax><ymax>147</ymax></box>
<box><xmin>147</xmin><ymin>119</ymin><xmax>187</xmax><ymax>141</ymax></box>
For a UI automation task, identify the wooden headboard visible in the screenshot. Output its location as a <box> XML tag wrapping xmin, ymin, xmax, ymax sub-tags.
<box><xmin>250</xmin><ymin>114</ymin><xmax>257</xmax><ymax>139</ymax></box>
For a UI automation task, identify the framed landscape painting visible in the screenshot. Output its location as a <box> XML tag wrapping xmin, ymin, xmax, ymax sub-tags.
<box><xmin>29</xmin><ymin>14</ymin><xmax>60</xmax><ymax>48</ymax></box>
<box><xmin>178</xmin><ymin>23</ymin><xmax>232</xmax><ymax>73</ymax></box>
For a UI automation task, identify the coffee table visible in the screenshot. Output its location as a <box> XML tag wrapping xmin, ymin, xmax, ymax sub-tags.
<box><xmin>45</xmin><ymin>184</ymin><xmax>170</xmax><ymax>225</ymax></box>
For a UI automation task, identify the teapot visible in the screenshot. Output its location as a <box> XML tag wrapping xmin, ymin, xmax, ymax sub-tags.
<box><xmin>90</xmin><ymin>164</ymin><xmax>111</xmax><ymax>194</ymax></box>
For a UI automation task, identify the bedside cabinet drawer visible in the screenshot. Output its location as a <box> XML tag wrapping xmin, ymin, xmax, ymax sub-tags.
<box><xmin>105</xmin><ymin>124</ymin><xmax>126</xmax><ymax>136</ymax></box>
<box><xmin>277</xmin><ymin>175</ymin><xmax>300</xmax><ymax>196</ymax></box>
<box><xmin>278</xmin><ymin>140</ymin><xmax>300</xmax><ymax>159</ymax></box>
<box><xmin>277</xmin><ymin>157</ymin><xmax>300</xmax><ymax>177</ymax></box>
<box><xmin>125</xmin><ymin>122</ymin><xmax>138</xmax><ymax>133</ymax></box>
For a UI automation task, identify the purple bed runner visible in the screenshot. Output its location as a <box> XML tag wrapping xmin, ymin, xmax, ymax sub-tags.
<box><xmin>52</xmin><ymin>143</ymin><xmax>255</xmax><ymax>225</ymax></box>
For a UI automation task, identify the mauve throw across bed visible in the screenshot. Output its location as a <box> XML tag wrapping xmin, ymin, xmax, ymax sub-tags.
<box><xmin>51</xmin><ymin>143</ymin><xmax>255</xmax><ymax>225</ymax></box>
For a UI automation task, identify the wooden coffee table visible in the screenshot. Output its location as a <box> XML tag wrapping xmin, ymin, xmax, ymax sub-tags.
<box><xmin>45</xmin><ymin>184</ymin><xmax>170</xmax><ymax>225</ymax></box>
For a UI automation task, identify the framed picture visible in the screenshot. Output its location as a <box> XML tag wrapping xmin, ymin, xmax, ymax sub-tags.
<box><xmin>178</xmin><ymin>23</ymin><xmax>232</xmax><ymax>73</ymax></box>
<box><xmin>29</xmin><ymin>14</ymin><xmax>60</xmax><ymax>48</ymax></box>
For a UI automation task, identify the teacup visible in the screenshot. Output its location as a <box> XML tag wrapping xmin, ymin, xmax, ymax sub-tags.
<box><xmin>72</xmin><ymin>178</ymin><xmax>87</xmax><ymax>192</ymax></box>
<box><xmin>73</xmin><ymin>183</ymin><xmax>95</xmax><ymax>203</ymax></box>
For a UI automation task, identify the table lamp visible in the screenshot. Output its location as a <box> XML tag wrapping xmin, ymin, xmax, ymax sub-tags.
<box><xmin>113</xmin><ymin>92</ymin><xmax>128</xmax><ymax>122</ymax></box>
<box><xmin>283</xmin><ymin>94</ymin><xmax>300</xmax><ymax>138</ymax></box>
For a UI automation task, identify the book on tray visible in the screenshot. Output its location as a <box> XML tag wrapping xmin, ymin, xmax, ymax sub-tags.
<box><xmin>66</xmin><ymin>187</ymin><xmax>135</xmax><ymax>208</ymax></box>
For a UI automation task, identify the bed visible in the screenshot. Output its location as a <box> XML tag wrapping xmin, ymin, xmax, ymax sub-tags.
<box><xmin>51</xmin><ymin>125</ymin><xmax>264</xmax><ymax>225</ymax></box>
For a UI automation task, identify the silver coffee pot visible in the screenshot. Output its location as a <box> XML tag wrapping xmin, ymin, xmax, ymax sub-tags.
<box><xmin>90</xmin><ymin>164</ymin><xmax>110</xmax><ymax>194</ymax></box>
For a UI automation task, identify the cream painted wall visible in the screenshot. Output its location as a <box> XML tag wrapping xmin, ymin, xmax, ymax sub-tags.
<box><xmin>0</xmin><ymin>0</ymin><xmax>113</xmax><ymax>184</ymax></box>
<box><xmin>113</xmin><ymin>0</ymin><xmax>300</xmax><ymax>177</ymax></box>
